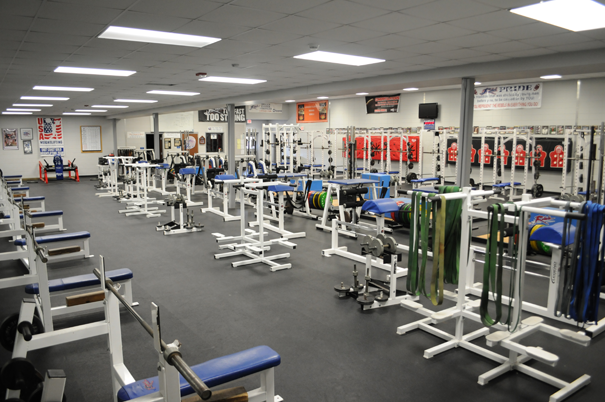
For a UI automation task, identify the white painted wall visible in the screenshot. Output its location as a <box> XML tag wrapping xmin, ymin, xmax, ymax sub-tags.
<box><xmin>0</xmin><ymin>115</ymin><xmax>114</xmax><ymax>178</ymax></box>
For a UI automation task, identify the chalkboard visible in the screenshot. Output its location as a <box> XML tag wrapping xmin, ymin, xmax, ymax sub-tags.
<box><xmin>80</xmin><ymin>126</ymin><xmax>102</xmax><ymax>152</ymax></box>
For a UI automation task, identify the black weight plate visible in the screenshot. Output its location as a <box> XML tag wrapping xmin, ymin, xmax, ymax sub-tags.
<box><xmin>26</xmin><ymin>383</ymin><xmax>67</xmax><ymax>402</ymax></box>
<box><xmin>0</xmin><ymin>359</ymin><xmax>42</xmax><ymax>391</ymax></box>
<box><xmin>0</xmin><ymin>314</ymin><xmax>44</xmax><ymax>352</ymax></box>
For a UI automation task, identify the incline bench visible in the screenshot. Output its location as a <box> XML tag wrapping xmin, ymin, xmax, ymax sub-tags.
<box><xmin>14</xmin><ymin>231</ymin><xmax>93</xmax><ymax>264</ymax></box>
<box><xmin>117</xmin><ymin>345</ymin><xmax>282</xmax><ymax>402</ymax></box>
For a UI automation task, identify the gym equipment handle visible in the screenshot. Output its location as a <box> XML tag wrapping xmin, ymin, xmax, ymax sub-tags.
<box><xmin>93</xmin><ymin>269</ymin><xmax>212</xmax><ymax>400</ymax></box>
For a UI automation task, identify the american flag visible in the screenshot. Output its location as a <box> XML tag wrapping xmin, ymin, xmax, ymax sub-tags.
<box><xmin>39</xmin><ymin>118</ymin><xmax>62</xmax><ymax>140</ymax></box>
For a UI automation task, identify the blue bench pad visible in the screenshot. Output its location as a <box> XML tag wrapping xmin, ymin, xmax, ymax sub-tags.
<box><xmin>328</xmin><ymin>179</ymin><xmax>378</xmax><ymax>185</ymax></box>
<box><xmin>179</xmin><ymin>168</ymin><xmax>196</xmax><ymax>175</ymax></box>
<box><xmin>411</xmin><ymin>178</ymin><xmax>439</xmax><ymax>183</ymax></box>
<box><xmin>268</xmin><ymin>185</ymin><xmax>293</xmax><ymax>192</ymax></box>
<box><xmin>492</xmin><ymin>182</ymin><xmax>521</xmax><ymax>188</ymax></box>
<box><xmin>7</xmin><ymin>181</ymin><xmax>20</xmax><ymax>184</ymax></box>
<box><xmin>15</xmin><ymin>196</ymin><xmax>45</xmax><ymax>201</ymax></box>
<box><xmin>117</xmin><ymin>346</ymin><xmax>281</xmax><ymax>401</ymax></box>
<box><xmin>531</xmin><ymin>222</ymin><xmax>576</xmax><ymax>246</ymax></box>
<box><xmin>14</xmin><ymin>231</ymin><xmax>90</xmax><ymax>246</ymax></box>
<box><xmin>10</xmin><ymin>187</ymin><xmax>29</xmax><ymax>191</ymax></box>
<box><xmin>5</xmin><ymin>175</ymin><xmax>22</xmax><ymax>178</ymax></box>
<box><xmin>362</xmin><ymin>197</ymin><xmax>411</xmax><ymax>214</ymax></box>
<box><xmin>215</xmin><ymin>174</ymin><xmax>237</xmax><ymax>181</ymax></box>
<box><xmin>25</xmin><ymin>268</ymin><xmax>133</xmax><ymax>294</ymax></box>
<box><xmin>20</xmin><ymin>210</ymin><xmax>63</xmax><ymax>218</ymax></box>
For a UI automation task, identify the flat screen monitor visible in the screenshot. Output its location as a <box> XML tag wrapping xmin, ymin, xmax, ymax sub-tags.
<box><xmin>419</xmin><ymin>103</ymin><xmax>438</xmax><ymax>119</ymax></box>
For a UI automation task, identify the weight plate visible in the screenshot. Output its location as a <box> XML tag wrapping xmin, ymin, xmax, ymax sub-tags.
<box><xmin>356</xmin><ymin>293</ymin><xmax>375</xmax><ymax>306</ymax></box>
<box><xmin>313</xmin><ymin>192</ymin><xmax>321</xmax><ymax>209</ymax></box>
<box><xmin>369</xmin><ymin>237</ymin><xmax>384</xmax><ymax>257</ymax></box>
<box><xmin>375</xmin><ymin>292</ymin><xmax>389</xmax><ymax>302</ymax></box>
<box><xmin>383</xmin><ymin>235</ymin><xmax>397</xmax><ymax>253</ymax></box>
<box><xmin>0</xmin><ymin>358</ymin><xmax>42</xmax><ymax>391</ymax></box>
<box><xmin>27</xmin><ymin>383</ymin><xmax>67</xmax><ymax>402</ymax></box>
<box><xmin>0</xmin><ymin>314</ymin><xmax>44</xmax><ymax>352</ymax></box>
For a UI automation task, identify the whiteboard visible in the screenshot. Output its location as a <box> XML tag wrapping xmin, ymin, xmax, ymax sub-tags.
<box><xmin>80</xmin><ymin>126</ymin><xmax>102</xmax><ymax>152</ymax></box>
<box><xmin>159</xmin><ymin>112</ymin><xmax>194</xmax><ymax>131</ymax></box>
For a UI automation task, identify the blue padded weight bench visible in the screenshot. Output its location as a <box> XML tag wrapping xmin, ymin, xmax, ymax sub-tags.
<box><xmin>14</xmin><ymin>231</ymin><xmax>93</xmax><ymax>264</ymax></box>
<box><xmin>14</xmin><ymin>196</ymin><xmax>46</xmax><ymax>212</ymax></box>
<box><xmin>362</xmin><ymin>197</ymin><xmax>411</xmax><ymax>233</ymax></box>
<box><xmin>19</xmin><ymin>210</ymin><xmax>65</xmax><ymax>233</ymax></box>
<box><xmin>491</xmin><ymin>182</ymin><xmax>522</xmax><ymax>201</ymax></box>
<box><xmin>410</xmin><ymin>177</ymin><xmax>440</xmax><ymax>191</ymax></box>
<box><xmin>10</xmin><ymin>186</ymin><xmax>30</xmax><ymax>197</ymax></box>
<box><xmin>117</xmin><ymin>346</ymin><xmax>281</xmax><ymax>402</ymax></box>
<box><xmin>6</xmin><ymin>180</ymin><xmax>21</xmax><ymax>187</ymax></box>
<box><xmin>5</xmin><ymin>175</ymin><xmax>22</xmax><ymax>185</ymax></box>
<box><xmin>259</xmin><ymin>183</ymin><xmax>306</xmax><ymax>240</ymax></box>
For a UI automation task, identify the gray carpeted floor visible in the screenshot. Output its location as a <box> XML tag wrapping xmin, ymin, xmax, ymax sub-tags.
<box><xmin>1</xmin><ymin>179</ymin><xmax>604</xmax><ymax>402</ymax></box>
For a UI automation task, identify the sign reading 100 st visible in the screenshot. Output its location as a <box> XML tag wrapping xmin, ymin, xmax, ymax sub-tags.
<box><xmin>198</xmin><ymin>107</ymin><xmax>246</xmax><ymax>123</ymax></box>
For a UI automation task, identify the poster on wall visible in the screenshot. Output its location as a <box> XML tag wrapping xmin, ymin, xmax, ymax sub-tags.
<box><xmin>296</xmin><ymin>101</ymin><xmax>328</xmax><ymax>123</ymax></box>
<box><xmin>474</xmin><ymin>83</ymin><xmax>542</xmax><ymax>110</ymax></box>
<box><xmin>198</xmin><ymin>106</ymin><xmax>246</xmax><ymax>123</ymax></box>
<box><xmin>365</xmin><ymin>94</ymin><xmax>400</xmax><ymax>114</ymax></box>
<box><xmin>20</xmin><ymin>128</ymin><xmax>33</xmax><ymax>140</ymax></box>
<box><xmin>248</xmin><ymin>103</ymin><xmax>282</xmax><ymax>113</ymax></box>
<box><xmin>23</xmin><ymin>140</ymin><xmax>32</xmax><ymax>154</ymax></box>
<box><xmin>164</xmin><ymin>138</ymin><xmax>172</xmax><ymax>149</ymax></box>
<box><xmin>2</xmin><ymin>128</ymin><xmax>19</xmax><ymax>150</ymax></box>
<box><xmin>37</xmin><ymin>118</ymin><xmax>64</xmax><ymax>156</ymax></box>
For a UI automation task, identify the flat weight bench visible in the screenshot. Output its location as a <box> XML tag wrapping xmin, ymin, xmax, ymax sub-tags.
<box><xmin>14</xmin><ymin>196</ymin><xmax>46</xmax><ymax>212</ymax></box>
<box><xmin>492</xmin><ymin>182</ymin><xmax>521</xmax><ymax>188</ymax></box>
<box><xmin>19</xmin><ymin>210</ymin><xmax>65</xmax><ymax>233</ymax></box>
<box><xmin>14</xmin><ymin>231</ymin><xmax>93</xmax><ymax>263</ymax></box>
<box><xmin>25</xmin><ymin>268</ymin><xmax>135</xmax><ymax>320</ymax></box>
<box><xmin>5</xmin><ymin>175</ymin><xmax>23</xmax><ymax>185</ymax></box>
<box><xmin>10</xmin><ymin>186</ymin><xmax>30</xmax><ymax>197</ymax></box>
<box><xmin>117</xmin><ymin>345</ymin><xmax>282</xmax><ymax>402</ymax></box>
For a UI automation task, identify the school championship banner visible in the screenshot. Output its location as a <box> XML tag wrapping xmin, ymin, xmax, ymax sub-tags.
<box><xmin>198</xmin><ymin>106</ymin><xmax>246</xmax><ymax>123</ymax></box>
<box><xmin>365</xmin><ymin>94</ymin><xmax>400</xmax><ymax>114</ymax></box>
<box><xmin>37</xmin><ymin>117</ymin><xmax>64</xmax><ymax>156</ymax></box>
<box><xmin>474</xmin><ymin>83</ymin><xmax>542</xmax><ymax>110</ymax></box>
<box><xmin>446</xmin><ymin>138</ymin><xmax>571</xmax><ymax>172</ymax></box>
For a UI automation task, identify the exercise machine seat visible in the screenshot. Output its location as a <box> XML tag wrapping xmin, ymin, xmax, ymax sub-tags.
<box><xmin>157</xmin><ymin>163</ymin><xmax>170</xmax><ymax>169</ymax></box>
<box><xmin>492</xmin><ymin>182</ymin><xmax>521</xmax><ymax>188</ymax></box>
<box><xmin>362</xmin><ymin>197</ymin><xmax>411</xmax><ymax>214</ymax></box>
<box><xmin>25</xmin><ymin>268</ymin><xmax>133</xmax><ymax>294</ymax></box>
<box><xmin>5</xmin><ymin>175</ymin><xmax>22</xmax><ymax>178</ymax></box>
<box><xmin>267</xmin><ymin>185</ymin><xmax>292</xmax><ymax>193</ymax></box>
<box><xmin>15</xmin><ymin>196</ymin><xmax>45</xmax><ymax>201</ymax></box>
<box><xmin>411</xmin><ymin>178</ymin><xmax>439</xmax><ymax>183</ymax></box>
<box><xmin>10</xmin><ymin>187</ymin><xmax>29</xmax><ymax>191</ymax></box>
<box><xmin>117</xmin><ymin>346</ymin><xmax>281</xmax><ymax>402</ymax></box>
<box><xmin>215</xmin><ymin>174</ymin><xmax>237</xmax><ymax>181</ymax></box>
<box><xmin>14</xmin><ymin>231</ymin><xmax>90</xmax><ymax>246</ymax></box>
<box><xmin>179</xmin><ymin>168</ymin><xmax>196</xmax><ymax>175</ymax></box>
<box><xmin>530</xmin><ymin>222</ymin><xmax>576</xmax><ymax>246</ymax></box>
<box><xmin>19</xmin><ymin>210</ymin><xmax>63</xmax><ymax>218</ymax></box>
<box><xmin>328</xmin><ymin>179</ymin><xmax>378</xmax><ymax>185</ymax></box>
<box><xmin>6</xmin><ymin>181</ymin><xmax>20</xmax><ymax>185</ymax></box>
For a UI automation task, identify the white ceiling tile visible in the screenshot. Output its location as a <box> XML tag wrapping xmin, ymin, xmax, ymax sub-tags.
<box><xmin>357</xmin><ymin>34</ymin><xmax>426</xmax><ymax>49</ymax></box>
<box><xmin>129</xmin><ymin>0</ymin><xmax>222</xmax><ymax>19</ymax></box>
<box><xmin>0</xmin><ymin>29</ymin><xmax>28</xmax><ymax>42</ymax></box>
<box><xmin>199</xmin><ymin>5</ymin><xmax>286</xmax><ymax>26</ymax></box>
<box><xmin>400</xmin><ymin>54</ymin><xmax>452</xmax><ymax>64</ymax></box>
<box><xmin>448</xmin><ymin>10</ymin><xmax>534</xmax><ymax>32</ymax></box>
<box><xmin>578</xmin><ymin>30</ymin><xmax>605</xmax><ymax>40</ymax></box>
<box><xmin>400</xmin><ymin>41</ymin><xmax>460</xmax><ymax>54</ymax></box>
<box><xmin>22</xmin><ymin>32</ymin><xmax>90</xmax><ymax>45</ymax></box>
<box><xmin>0</xmin><ymin>40</ymin><xmax>21</xmax><ymax>51</ymax></box>
<box><xmin>349</xmin><ymin>0</ymin><xmax>432</xmax><ymax>11</ymax></box>
<box><xmin>47</xmin><ymin>0</ymin><xmax>135</xmax><ymax>9</ymax></box>
<box><xmin>547</xmin><ymin>41</ymin><xmax>605</xmax><ymax>53</ymax></box>
<box><xmin>262</xmin><ymin>15</ymin><xmax>341</xmax><ymax>36</ymax></box>
<box><xmin>37</xmin><ymin>1</ymin><xmax>124</xmax><ymax>24</ymax></box>
<box><xmin>489</xmin><ymin>22</ymin><xmax>569</xmax><ymax>40</ymax></box>
<box><xmin>112</xmin><ymin>11</ymin><xmax>194</xmax><ymax>32</ymax></box>
<box><xmin>76</xmin><ymin>46</ymin><xmax>135</xmax><ymax>58</ymax></box>
<box><xmin>232</xmin><ymin>28</ymin><xmax>302</xmax><ymax>45</ymax></box>
<box><xmin>363</xmin><ymin>49</ymin><xmax>422</xmax><ymax>60</ymax></box>
<box><xmin>1</xmin><ymin>0</ymin><xmax>43</xmax><ymax>17</ymax></box>
<box><xmin>433</xmin><ymin>48</ymin><xmax>490</xmax><ymax>59</ymax></box>
<box><xmin>312</xmin><ymin>26</ymin><xmax>386</xmax><ymax>43</ymax></box>
<box><xmin>84</xmin><ymin>38</ymin><xmax>145</xmax><ymax>51</ymax></box>
<box><xmin>438</xmin><ymin>33</ymin><xmax>508</xmax><ymax>48</ymax></box>
<box><xmin>178</xmin><ymin>20</ymin><xmax>252</xmax><ymax>39</ymax></box>
<box><xmin>0</xmin><ymin>15</ymin><xmax>33</xmax><ymax>30</ymax></box>
<box><xmin>402</xmin><ymin>24</ymin><xmax>477</xmax><ymax>41</ymax></box>
<box><xmin>472</xmin><ymin>0</ymin><xmax>537</xmax><ymax>9</ymax></box>
<box><xmin>458</xmin><ymin>54</ymin><xmax>509</xmax><ymax>63</ymax></box>
<box><xmin>20</xmin><ymin>41</ymin><xmax>80</xmax><ymax>54</ymax></box>
<box><xmin>232</xmin><ymin>0</ymin><xmax>331</xmax><ymax>14</ymax></box>
<box><xmin>521</xmin><ymin>33</ymin><xmax>595</xmax><ymax>47</ymax></box>
<box><xmin>472</xmin><ymin>40</ymin><xmax>536</xmax><ymax>53</ymax></box>
<box><xmin>502</xmin><ymin>48</ymin><xmax>558</xmax><ymax>58</ymax></box>
<box><xmin>31</xmin><ymin>18</ymin><xmax>105</xmax><ymax>37</ymax></box>
<box><xmin>351</xmin><ymin>12</ymin><xmax>437</xmax><ymax>34</ymax></box>
<box><xmin>204</xmin><ymin>38</ymin><xmax>269</xmax><ymax>53</ymax></box>
<box><xmin>403</xmin><ymin>0</ymin><xmax>499</xmax><ymax>23</ymax></box>
<box><xmin>297</xmin><ymin>0</ymin><xmax>389</xmax><ymax>24</ymax></box>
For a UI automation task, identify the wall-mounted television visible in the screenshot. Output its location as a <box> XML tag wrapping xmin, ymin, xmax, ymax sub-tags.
<box><xmin>419</xmin><ymin>103</ymin><xmax>439</xmax><ymax>119</ymax></box>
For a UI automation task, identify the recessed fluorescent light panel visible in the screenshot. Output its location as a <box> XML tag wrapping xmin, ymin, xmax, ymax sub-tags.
<box><xmin>21</xmin><ymin>96</ymin><xmax>69</xmax><ymax>101</ymax></box>
<box><xmin>54</xmin><ymin>66</ymin><xmax>136</xmax><ymax>76</ymax></box>
<box><xmin>285</xmin><ymin>100</ymin><xmax>296</xmax><ymax>103</ymax></box>
<box><xmin>92</xmin><ymin>105</ymin><xmax>129</xmax><ymax>108</ymax></box>
<box><xmin>146</xmin><ymin>90</ymin><xmax>200</xmax><ymax>96</ymax></box>
<box><xmin>474</xmin><ymin>82</ymin><xmax>482</xmax><ymax>85</ymax></box>
<box><xmin>99</xmin><ymin>26</ymin><xmax>221</xmax><ymax>48</ymax></box>
<box><xmin>317</xmin><ymin>96</ymin><xmax>329</xmax><ymax>99</ymax></box>
<box><xmin>7</xmin><ymin>108</ymin><xmax>41</xmax><ymax>112</ymax></box>
<box><xmin>294</xmin><ymin>51</ymin><xmax>385</xmax><ymax>66</ymax></box>
<box><xmin>33</xmin><ymin>86</ymin><xmax>94</xmax><ymax>92</ymax></box>
<box><xmin>356</xmin><ymin>92</ymin><xmax>369</xmax><ymax>95</ymax></box>
<box><xmin>199</xmin><ymin>76</ymin><xmax>266</xmax><ymax>85</ymax></box>
<box><xmin>403</xmin><ymin>88</ymin><xmax>419</xmax><ymax>91</ymax></box>
<box><xmin>3</xmin><ymin>112</ymin><xmax>32</xmax><ymax>115</ymax></box>
<box><xmin>63</xmin><ymin>112</ymin><xmax>91</xmax><ymax>115</ymax></box>
<box><xmin>114</xmin><ymin>99</ymin><xmax>158</xmax><ymax>103</ymax></box>
<box><xmin>76</xmin><ymin>109</ymin><xmax>107</xmax><ymax>112</ymax></box>
<box><xmin>511</xmin><ymin>0</ymin><xmax>605</xmax><ymax>32</ymax></box>
<box><xmin>13</xmin><ymin>103</ymin><xmax>53</xmax><ymax>107</ymax></box>
<box><xmin>540</xmin><ymin>74</ymin><xmax>562</xmax><ymax>79</ymax></box>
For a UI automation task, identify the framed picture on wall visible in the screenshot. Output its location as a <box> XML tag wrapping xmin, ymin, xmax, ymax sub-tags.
<box><xmin>23</xmin><ymin>140</ymin><xmax>32</xmax><ymax>154</ymax></box>
<box><xmin>20</xmin><ymin>128</ymin><xmax>33</xmax><ymax>140</ymax></box>
<box><xmin>2</xmin><ymin>128</ymin><xmax>19</xmax><ymax>150</ymax></box>
<box><xmin>164</xmin><ymin>138</ymin><xmax>172</xmax><ymax>149</ymax></box>
<box><xmin>174</xmin><ymin>138</ymin><xmax>181</xmax><ymax>148</ymax></box>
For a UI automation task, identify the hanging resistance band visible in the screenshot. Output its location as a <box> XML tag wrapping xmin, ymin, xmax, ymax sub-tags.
<box><xmin>554</xmin><ymin>202</ymin><xmax>580</xmax><ymax>318</ymax></box>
